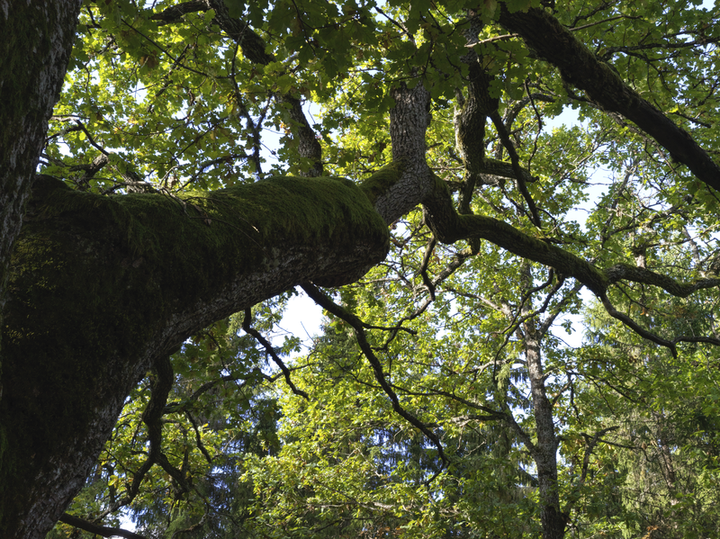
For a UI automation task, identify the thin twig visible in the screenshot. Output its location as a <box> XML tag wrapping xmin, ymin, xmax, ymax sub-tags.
<box><xmin>242</xmin><ymin>308</ymin><xmax>310</xmax><ymax>399</ymax></box>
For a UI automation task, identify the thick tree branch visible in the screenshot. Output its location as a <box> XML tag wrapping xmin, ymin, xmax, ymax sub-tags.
<box><xmin>423</xmin><ymin>171</ymin><xmax>720</xmax><ymax>307</ymax></box>
<box><xmin>422</xmin><ymin>174</ymin><xmax>608</xmax><ymax>296</ymax></box>
<box><xmin>373</xmin><ymin>83</ymin><xmax>435</xmax><ymax>224</ymax></box>
<box><xmin>606</xmin><ymin>263</ymin><xmax>720</xmax><ymax>297</ymax></box>
<box><xmin>149</xmin><ymin>0</ymin><xmax>209</xmax><ymax>24</ymax></box>
<box><xmin>498</xmin><ymin>4</ymin><xmax>720</xmax><ymax>191</ymax></box>
<box><xmin>2</xmin><ymin>173</ymin><xmax>389</xmax><ymax>539</ymax></box>
<box><xmin>453</xmin><ymin>30</ymin><xmax>539</xmax><ymax>228</ymax></box>
<box><xmin>421</xmin><ymin>171</ymin><xmax>720</xmax><ymax>353</ymax></box>
<box><xmin>454</xmin><ymin>52</ymin><xmax>497</xmax><ymax>184</ymax></box>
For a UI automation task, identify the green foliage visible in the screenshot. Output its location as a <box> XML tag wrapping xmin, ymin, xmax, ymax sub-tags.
<box><xmin>45</xmin><ymin>0</ymin><xmax>720</xmax><ymax>538</ymax></box>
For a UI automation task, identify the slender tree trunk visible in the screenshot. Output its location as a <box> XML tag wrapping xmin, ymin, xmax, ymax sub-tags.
<box><xmin>524</xmin><ymin>322</ymin><xmax>567</xmax><ymax>539</ymax></box>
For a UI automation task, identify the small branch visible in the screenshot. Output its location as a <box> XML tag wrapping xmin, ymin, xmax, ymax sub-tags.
<box><xmin>73</xmin><ymin>120</ymin><xmax>110</xmax><ymax>156</ymax></box>
<box><xmin>568</xmin><ymin>15</ymin><xmax>636</xmax><ymax>32</ymax></box>
<box><xmin>121</xmin><ymin>19</ymin><xmax>213</xmax><ymax>79</ymax></box>
<box><xmin>490</xmin><ymin>111</ymin><xmax>542</xmax><ymax>227</ymax></box>
<box><xmin>207</xmin><ymin>0</ymin><xmax>324</xmax><ymax>176</ymax></box>
<box><xmin>301</xmin><ymin>282</ymin><xmax>449</xmax><ymax>465</ymax></box>
<box><xmin>419</xmin><ymin>236</ymin><xmax>437</xmax><ymax>300</ymax></box>
<box><xmin>579</xmin><ymin>426</ymin><xmax>620</xmax><ymax>486</ymax></box>
<box><xmin>674</xmin><ymin>334</ymin><xmax>720</xmax><ymax>346</ymax></box>
<box><xmin>242</xmin><ymin>308</ymin><xmax>310</xmax><ymax>399</ymax></box>
<box><xmin>72</xmin><ymin>153</ymin><xmax>110</xmax><ymax>190</ymax></box>
<box><xmin>561</xmin><ymin>426</ymin><xmax>620</xmax><ymax>516</ymax></box>
<box><xmin>464</xmin><ymin>33</ymin><xmax>520</xmax><ymax>47</ymax></box>
<box><xmin>59</xmin><ymin>513</ymin><xmax>147</xmax><ymax>539</ymax></box>
<box><xmin>184</xmin><ymin>410</ymin><xmax>215</xmax><ymax>464</ymax></box>
<box><xmin>600</xmin><ymin>295</ymin><xmax>677</xmax><ymax>356</ymax></box>
<box><xmin>163</xmin><ymin>374</ymin><xmax>261</xmax><ymax>414</ymax></box>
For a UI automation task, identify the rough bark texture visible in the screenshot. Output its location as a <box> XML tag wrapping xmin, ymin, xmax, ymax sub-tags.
<box><xmin>0</xmin><ymin>2</ymin><xmax>82</xmax><ymax>535</ymax></box>
<box><xmin>0</xmin><ymin>174</ymin><xmax>390</xmax><ymax>538</ymax></box>
<box><xmin>454</xmin><ymin>42</ymin><xmax>498</xmax><ymax>183</ymax></box>
<box><xmin>0</xmin><ymin>0</ymin><xmax>81</xmax><ymax>315</ymax></box>
<box><xmin>2</xmin><ymin>3</ymin><xmax>720</xmax><ymax>538</ymax></box>
<box><xmin>375</xmin><ymin>83</ymin><xmax>435</xmax><ymax>224</ymax></box>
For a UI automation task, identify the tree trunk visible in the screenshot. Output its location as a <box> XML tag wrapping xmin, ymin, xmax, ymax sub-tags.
<box><xmin>2</xmin><ymin>3</ymin><xmax>715</xmax><ymax>537</ymax></box>
<box><xmin>524</xmin><ymin>322</ymin><xmax>568</xmax><ymax>539</ymax></box>
<box><xmin>0</xmin><ymin>0</ymin><xmax>81</xmax><ymax>312</ymax></box>
<box><xmin>0</xmin><ymin>2</ymin><xmax>82</xmax><ymax>536</ymax></box>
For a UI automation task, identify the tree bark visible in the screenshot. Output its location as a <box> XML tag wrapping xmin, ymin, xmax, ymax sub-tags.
<box><xmin>0</xmin><ymin>2</ymin><xmax>82</xmax><ymax>536</ymax></box>
<box><xmin>0</xmin><ymin>174</ymin><xmax>392</xmax><ymax>538</ymax></box>
<box><xmin>2</xmin><ymin>3</ymin><xmax>720</xmax><ymax>538</ymax></box>
<box><xmin>0</xmin><ymin>0</ymin><xmax>81</xmax><ymax>319</ymax></box>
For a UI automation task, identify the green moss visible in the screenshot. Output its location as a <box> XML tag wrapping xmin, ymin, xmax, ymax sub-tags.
<box><xmin>215</xmin><ymin>174</ymin><xmax>390</xmax><ymax>248</ymax></box>
<box><xmin>359</xmin><ymin>161</ymin><xmax>406</xmax><ymax>205</ymax></box>
<box><xmin>0</xmin><ymin>172</ymin><xmax>391</xmax><ymax>532</ymax></box>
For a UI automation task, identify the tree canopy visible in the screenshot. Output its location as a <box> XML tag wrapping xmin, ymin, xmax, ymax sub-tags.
<box><xmin>1</xmin><ymin>0</ymin><xmax>720</xmax><ymax>538</ymax></box>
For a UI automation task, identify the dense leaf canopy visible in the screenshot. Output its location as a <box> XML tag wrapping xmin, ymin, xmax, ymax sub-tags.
<box><xmin>2</xmin><ymin>0</ymin><xmax>720</xmax><ymax>538</ymax></box>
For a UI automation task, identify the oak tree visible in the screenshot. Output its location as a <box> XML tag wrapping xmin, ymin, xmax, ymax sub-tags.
<box><xmin>1</xmin><ymin>0</ymin><xmax>720</xmax><ymax>538</ymax></box>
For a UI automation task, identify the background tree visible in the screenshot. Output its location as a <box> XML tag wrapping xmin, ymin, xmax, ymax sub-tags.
<box><xmin>2</xmin><ymin>0</ymin><xmax>720</xmax><ymax>538</ymax></box>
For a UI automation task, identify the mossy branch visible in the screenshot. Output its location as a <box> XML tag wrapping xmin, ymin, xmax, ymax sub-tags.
<box><xmin>2</xmin><ymin>172</ymin><xmax>391</xmax><ymax>538</ymax></box>
<box><xmin>606</xmin><ymin>263</ymin><xmax>720</xmax><ymax>298</ymax></box>
<box><xmin>421</xmin><ymin>171</ymin><xmax>720</xmax><ymax>353</ymax></box>
<box><xmin>498</xmin><ymin>3</ymin><xmax>720</xmax><ymax>192</ymax></box>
